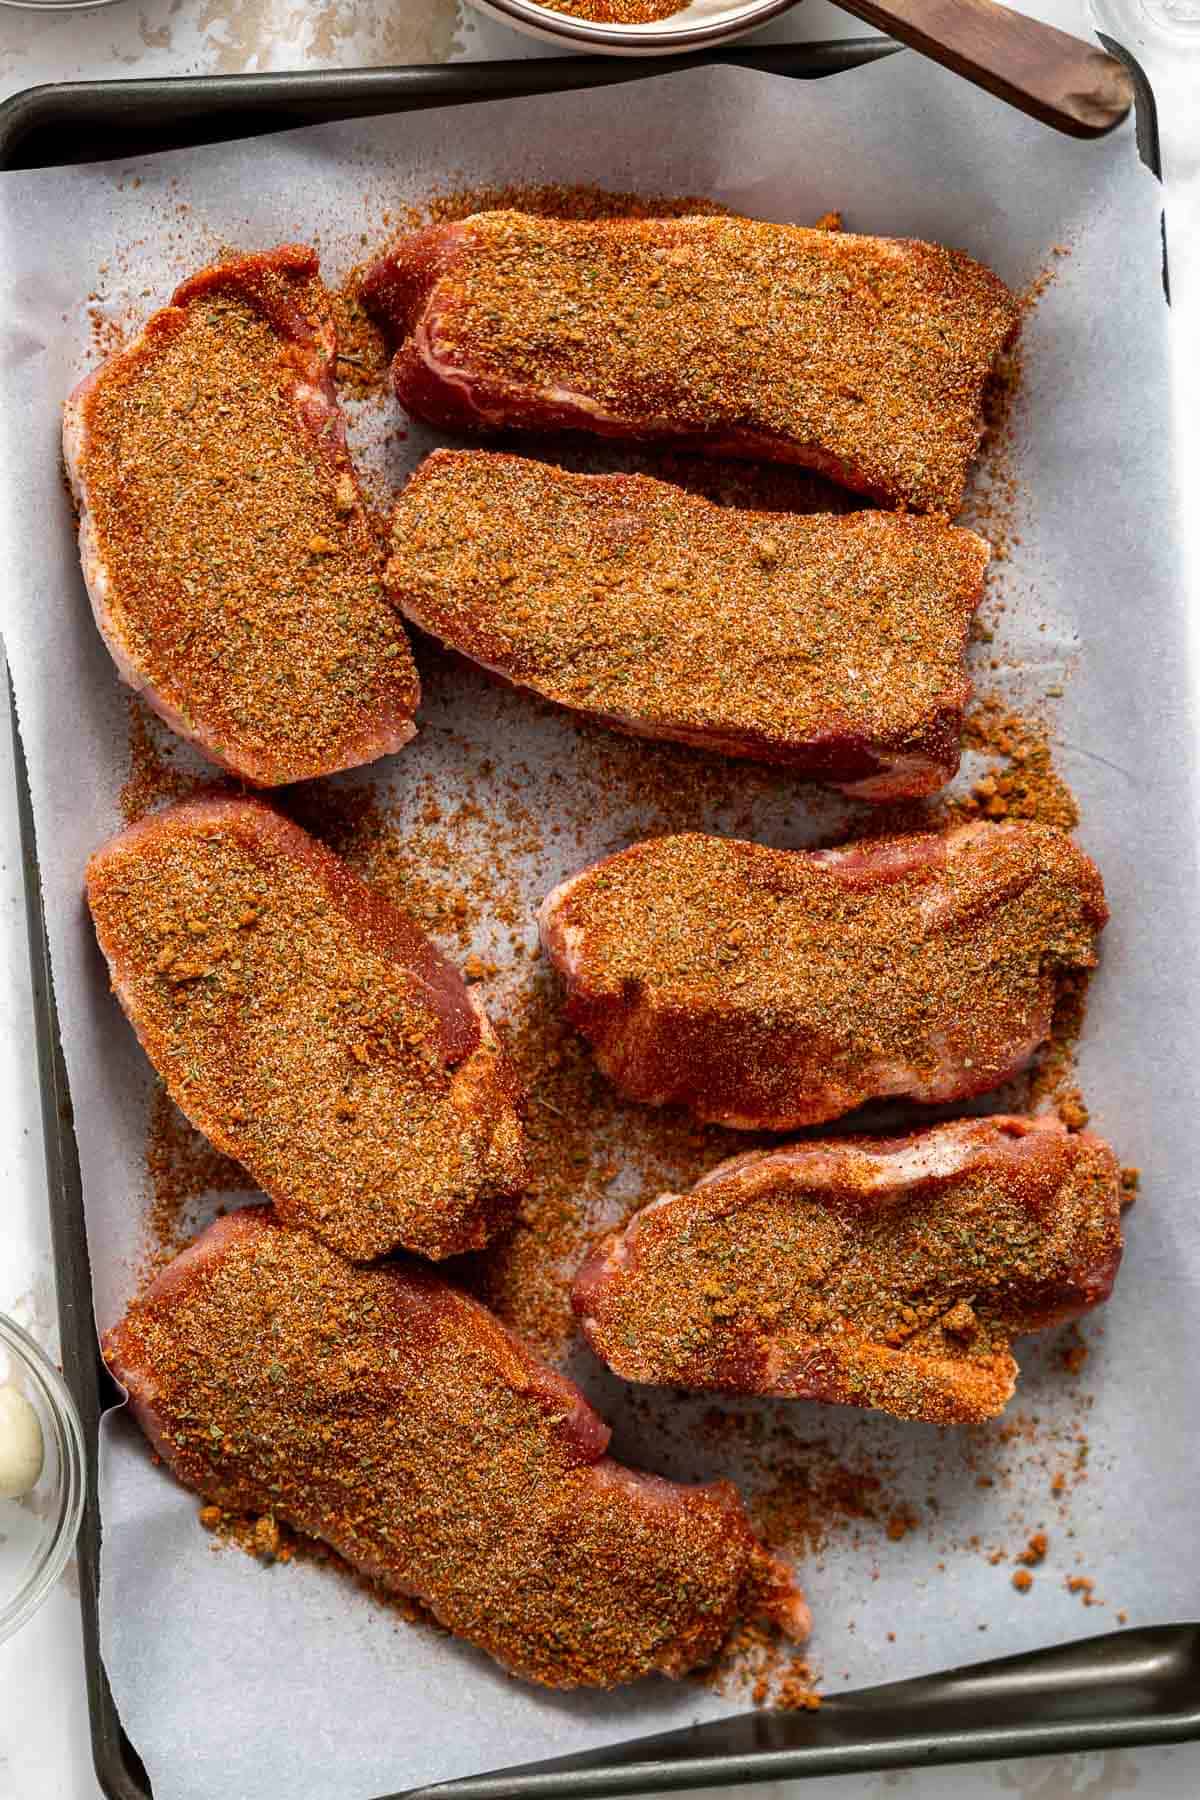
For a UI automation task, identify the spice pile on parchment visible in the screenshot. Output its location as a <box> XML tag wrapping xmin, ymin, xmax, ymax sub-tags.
<box><xmin>67</xmin><ymin>194</ymin><xmax>1133</xmax><ymax>1707</ymax></box>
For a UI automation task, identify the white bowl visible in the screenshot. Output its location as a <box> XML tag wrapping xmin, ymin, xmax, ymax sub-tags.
<box><xmin>469</xmin><ymin>0</ymin><xmax>803</xmax><ymax>56</ymax></box>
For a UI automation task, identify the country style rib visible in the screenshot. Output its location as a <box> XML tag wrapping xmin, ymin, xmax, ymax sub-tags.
<box><xmin>105</xmin><ymin>1207</ymin><xmax>810</xmax><ymax>1687</ymax></box>
<box><xmin>386</xmin><ymin>450</ymin><xmax>989</xmax><ymax>799</ymax></box>
<box><xmin>539</xmin><ymin>823</ymin><xmax>1107</xmax><ymax>1130</ymax></box>
<box><xmin>361</xmin><ymin>211</ymin><xmax>1019</xmax><ymax>514</ymax></box>
<box><xmin>86</xmin><ymin>795</ymin><xmax>526</xmax><ymax>1261</ymax></box>
<box><xmin>573</xmin><ymin>1116</ymin><xmax>1124</xmax><ymax>1425</ymax></box>
<box><xmin>63</xmin><ymin>246</ymin><xmax>419</xmax><ymax>785</ymax></box>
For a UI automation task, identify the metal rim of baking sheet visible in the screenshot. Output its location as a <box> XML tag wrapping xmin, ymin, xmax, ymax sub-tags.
<box><xmin>0</xmin><ymin>44</ymin><xmax>1188</xmax><ymax>1800</ymax></box>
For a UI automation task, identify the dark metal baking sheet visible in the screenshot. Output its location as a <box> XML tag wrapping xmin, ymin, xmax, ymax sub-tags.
<box><xmin>2</xmin><ymin>49</ymin><xmax>1192</xmax><ymax>1800</ymax></box>
<box><xmin>0</xmin><ymin>44</ymin><xmax>894</xmax><ymax>169</ymax></box>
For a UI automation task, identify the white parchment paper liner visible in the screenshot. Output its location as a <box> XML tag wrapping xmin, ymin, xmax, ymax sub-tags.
<box><xmin>1</xmin><ymin>54</ymin><xmax>1196</xmax><ymax>1800</ymax></box>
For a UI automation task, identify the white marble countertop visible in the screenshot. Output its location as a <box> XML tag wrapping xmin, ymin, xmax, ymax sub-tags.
<box><xmin>1</xmin><ymin>1</ymin><xmax>1197</xmax><ymax>1794</ymax></box>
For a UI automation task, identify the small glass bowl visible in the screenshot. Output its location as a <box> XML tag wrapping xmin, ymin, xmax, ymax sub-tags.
<box><xmin>0</xmin><ymin>0</ymin><xmax>125</xmax><ymax>11</ymax></box>
<box><xmin>0</xmin><ymin>1314</ymin><xmax>85</xmax><ymax>1645</ymax></box>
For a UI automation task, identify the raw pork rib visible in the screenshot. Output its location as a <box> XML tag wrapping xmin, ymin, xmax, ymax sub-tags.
<box><xmin>63</xmin><ymin>246</ymin><xmax>419</xmax><ymax>785</ymax></box>
<box><xmin>87</xmin><ymin>795</ymin><xmax>526</xmax><ymax>1262</ymax></box>
<box><xmin>105</xmin><ymin>1208</ymin><xmax>809</xmax><ymax>1688</ymax></box>
<box><xmin>539</xmin><ymin>824</ymin><xmax>1107</xmax><ymax>1130</ymax></box>
<box><xmin>361</xmin><ymin>211</ymin><xmax>1019</xmax><ymax>514</ymax></box>
<box><xmin>386</xmin><ymin>450</ymin><xmax>989</xmax><ymax>800</ymax></box>
<box><xmin>573</xmin><ymin>1116</ymin><xmax>1124</xmax><ymax>1424</ymax></box>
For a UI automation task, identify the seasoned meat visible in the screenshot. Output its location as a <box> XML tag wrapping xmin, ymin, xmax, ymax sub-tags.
<box><xmin>573</xmin><ymin>1116</ymin><xmax>1124</xmax><ymax>1424</ymax></box>
<box><xmin>361</xmin><ymin>211</ymin><xmax>1019</xmax><ymax>514</ymax></box>
<box><xmin>63</xmin><ymin>246</ymin><xmax>419</xmax><ymax>785</ymax></box>
<box><xmin>86</xmin><ymin>795</ymin><xmax>526</xmax><ymax>1261</ymax></box>
<box><xmin>386</xmin><ymin>450</ymin><xmax>989</xmax><ymax>800</ymax></box>
<box><xmin>104</xmin><ymin>1208</ymin><xmax>809</xmax><ymax>1687</ymax></box>
<box><xmin>539</xmin><ymin>823</ymin><xmax>1108</xmax><ymax>1130</ymax></box>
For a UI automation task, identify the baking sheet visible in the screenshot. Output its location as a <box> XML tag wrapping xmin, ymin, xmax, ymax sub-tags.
<box><xmin>0</xmin><ymin>52</ymin><xmax>1195</xmax><ymax>1800</ymax></box>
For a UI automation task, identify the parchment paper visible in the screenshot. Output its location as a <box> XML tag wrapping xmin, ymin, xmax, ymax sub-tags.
<box><xmin>1</xmin><ymin>53</ymin><xmax>1197</xmax><ymax>1800</ymax></box>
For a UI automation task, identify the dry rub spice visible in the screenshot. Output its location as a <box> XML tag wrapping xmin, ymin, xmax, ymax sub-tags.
<box><xmin>957</xmin><ymin>701</ymin><xmax>1078</xmax><ymax>831</ymax></box>
<box><xmin>387</xmin><ymin>450</ymin><xmax>986</xmax><ymax>775</ymax></box>
<box><xmin>1028</xmin><ymin>967</ymin><xmax>1092</xmax><ymax>1130</ymax></box>
<box><xmin>106</xmin><ymin>1213</ymin><xmax>793</xmax><ymax>1689</ymax></box>
<box><xmin>419</xmin><ymin>181</ymin><xmax>732</xmax><ymax>230</ymax></box>
<box><xmin>377</xmin><ymin>211</ymin><xmax>1018</xmax><ymax>515</ymax></box>
<box><xmin>88</xmin><ymin>797</ymin><xmax>525</xmax><ymax>1262</ymax></box>
<box><xmin>326</xmin><ymin>268</ymin><xmax>392</xmax><ymax>395</ymax></box>
<box><xmin>121</xmin><ymin>700</ymin><xmax>205</xmax><ymax>825</ymax></box>
<box><xmin>574</xmin><ymin>1121</ymin><xmax>1123</xmax><ymax>1424</ymax></box>
<box><xmin>76</xmin><ymin>248</ymin><xmax>417</xmax><ymax>784</ymax></box>
<box><xmin>143</xmin><ymin>1082</ymin><xmax>250</xmax><ymax>1264</ymax></box>
<box><xmin>709</xmin><ymin>1616</ymin><xmax>822</xmax><ymax>1712</ymax></box>
<box><xmin>543</xmin><ymin>825</ymin><xmax>1108</xmax><ymax>1129</ymax></box>
<box><xmin>534</xmin><ymin>0</ymin><xmax>689</xmax><ymax>19</ymax></box>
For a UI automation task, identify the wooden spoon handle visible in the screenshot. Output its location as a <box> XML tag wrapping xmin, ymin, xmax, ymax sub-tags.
<box><xmin>827</xmin><ymin>0</ymin><xmax>1134</xmax><ymax>138</ymax></box>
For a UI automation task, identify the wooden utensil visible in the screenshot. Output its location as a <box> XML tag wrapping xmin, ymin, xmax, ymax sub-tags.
<box><xmin>827</xmin><ymin>0</ymin><xmax>1134</xmax><ymax>137</ymax></box>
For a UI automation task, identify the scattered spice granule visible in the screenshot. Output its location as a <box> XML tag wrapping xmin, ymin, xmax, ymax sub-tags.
<box><xmin>1039</xmin><ymin>972</ymin><xmax>1095</xmax><ymax>1123</ymax></box>
<box><xmin>965</xmin><ymin>349</ymin><xmax>1022</xmax><ymax>562</ymax></box>
<box><xmin>197</xmin><ymin>1500</ymin><xmax>433</xmax><ymax>1625</ymax></box>
<box><xmin>326</xmin><ymin>268</ymin><xmax>391</xmax><ymax>396</ymax></box>
<box><xmin>1067</xmin><ymin>1576</ymin><xmax>1098</xmax><ymax>1605</ymax></box>
<box><xmin>143</xmin><ymin>1082</ymin><xmax>250</xmax><ymax>1265</ymax></box>
<box><xmin>708</xmin><ymin>1616</ymin><xmax>822</xmax><ymax>1712</ymax></box>
<box><xmin>290</xmin><ymin>710</ymin><xmax>539</xmax><ymax>940</ymax></box>
<box><xmin>958</xmin><ymin>701</ymin><xmax>1078</xmax><ymax>832</ymax></box>
<box><xmin>121</xmin><ymin>699</ymin><xmax>206</xmax><ymax>825</ymax></box>
<box><xmin>1018</xmin><ymin>1532</ymin><xmax>1048</xmax><ymax>1566</ymax></box>
<box><xmin>963</xmin><ymin>251</ymin><xmax>1060</xmax><ymax>562</ymax></box>
<box><xmin>1120</xmin><ymin>1167</ymin><xmax>1140</xmax><ymax>1205</ymax></box>
<box><xmin>252</xmin><ymin>1513</ymin><xmax>281</xmax><ymax>1561</ymax></box>
<box><xmin>87</xmin><ymin>308</ymin><xmax>127</xmax><ymax>361</ymax></box>
<box><xmin>1055</xmin><ymin>1088</ymin><xmax>1090</xmax><ymax>1131</ymax></box>
<box><xmin>885</xmin><ymin>1511</ymin><xmax>920</xmax><ymax>1542</ymax></box>
<box><xmin>1060</xmin><ymin>1329</ymin><xmax>1090</xmax><ymax>1377</ymax></box>
<box><xmin>543</xmin><ymin>827</ymin><xmax>1106</xmax><ymax>1163</ymax></box>
<box><xmin>750</xmin><ymin>1444</ymin><xmax>886</xmax><ymax>1562</ymax></box>
<box><xmin>1012</xmin><ymin>1569</ymin><xmax>1034</xmax><ymax>1593</ymax></box>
